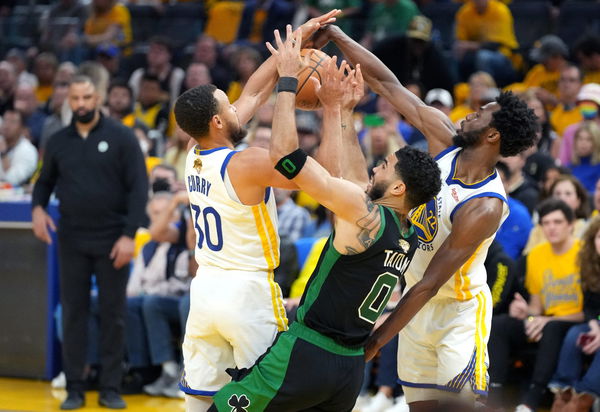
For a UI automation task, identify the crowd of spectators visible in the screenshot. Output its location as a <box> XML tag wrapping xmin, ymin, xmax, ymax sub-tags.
<box><xmin>1</xmin><ymin>0</ymin><xmax>600</xmax><ymax>410</ymax></box>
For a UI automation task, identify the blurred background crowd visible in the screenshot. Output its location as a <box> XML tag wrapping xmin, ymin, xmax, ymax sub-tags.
<box><xmin>1</xmin><ymin>0</ymin><xmax>600</xmax><ymax>411</ymax></box>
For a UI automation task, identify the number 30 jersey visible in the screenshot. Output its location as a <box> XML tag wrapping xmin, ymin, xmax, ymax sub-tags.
<box><xmin>185</xmin><ymin>146</ymin><xmax>280</xmax><ymax>272</ymax></box>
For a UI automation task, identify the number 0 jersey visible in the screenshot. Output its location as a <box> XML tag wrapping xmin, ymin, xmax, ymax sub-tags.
<box><xmin>185</xmin><ymin>146</ymin><xmax>279</xmax><ymax>272</ymax></box>
<box><xmin>296</xmin><ymin>205</ymin><xmax>418</xmax><ymax>348</ymax></box>
<box><xmin>406</xmin><ymin>146</ymin><xmax>509</xmax><ymax>301</ymax></box>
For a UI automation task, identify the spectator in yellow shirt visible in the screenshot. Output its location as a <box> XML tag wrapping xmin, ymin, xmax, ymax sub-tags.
<box><xmin>449</xmin><ymin>71</ymin><xmax>497</xmax><ymax>124</ymax></box>
<box><xmin>84</xmin><ymin>0</ymin><xmax>132</xmax><ymax>56</ymax></box>
<box><xmin>550</xmin><ymin>64</ymin><xmax>584</xmax><ymax>138</ymax></box>
<box><xmin>488</xmin><ymin>198</ymin><xmax>584</xmax><ymax>411</ymax></box>
<box><xmin>454</xmin><ymin>0</ymin><xmax>518</xmax><ymax>87</ymax></box>
<box><xmin>524</xmin><ymin>35</ymin><xmax>570</xmax><ymax>107</ymax></box>
<box><xmin>574</xmin><ymin>34</ymin><xmax>600</xmax><ymax>85</ymax></box>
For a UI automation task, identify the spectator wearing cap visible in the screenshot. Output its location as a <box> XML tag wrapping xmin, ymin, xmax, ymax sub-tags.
<box><xmin>574</xmin><ymin>34</ymin><xmax>600</xmax><ymax>85</ymax></box>
<box><xmin>95</xmin><ymin>44</ymin><xmax>125</xmax><ymax>79</ymax></box>
<box><xmin>550</xmin><ymin>64</ymin><xmax>584</xmax><ymax>138</ymax></box>
<box><xmin>361</xmin><ymin>0</ymin><xmax>419</xmax><ymax>49</ymax></box>
<box><xmin>454</xmin><ymin>0</ymin><xmax>518</xmax><ymax>87</ymax></box>
<box><xmin>524</xmin><ymin>35</ymin><xmax>570</xmax><ymax>106</ymax></box>
<box><xmin>559</xmin><ymin>83</ymin><xmax>600</xmax><ymax>166</ymax></box>
<box><xmin>449</xmin><ymin>70</ymin><xmax>497</xmax><ymax>124</ymax></box>
<box><xmin>129</xmin><ymin>36</ymin><xmax>184</xmax><ymax>108</ymax></box>
<box><xmin>372</xmin><ymin>15</ymin><xmax>456</xmax><ymax>94</ymax></box>
<box><xmin>84</xmin><ymin>0</ymin><xmax>132</xmax><ymax>56</ymax></box>
<box><xmin>424</xmin><ymin>88</ymin><xmax>453</xmax><ymax>116</ymax></box>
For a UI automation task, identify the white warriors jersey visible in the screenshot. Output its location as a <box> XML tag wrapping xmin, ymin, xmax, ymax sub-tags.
<box><xmin>185</xmin><ymin>146</ymin><xmax>280</xmax><ymax>272</ymax></box>
<box><xmin>406</xmin><ymin>146</ymin><xmax>509</xmax><ymax>301</ymax></box>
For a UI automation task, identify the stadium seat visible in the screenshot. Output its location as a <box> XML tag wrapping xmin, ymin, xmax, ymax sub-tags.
<box><xmin>127</xmin><ymin>5</ymin><xmax>159</xmax><ymax>45</ymax></box>
<box><xmin>159</xmin><ymin>3</ymin><xmax>205</xmax><ymax>49</ymax></box>
<box><xmin>294</xmin><ymin>237</ymin><xmax>317</xmax><ymax>269</ymax></box>
<box><xmin>509</xmin><ymin>2</ymin><xmax>553</xmax><ymax>52</ymax></box>
<box><xmin>558</xmin><ymin>2</ymin><xmax>600</xmax><ymax>47</ymax></box>
<box><xmin>420</xmin><ymin>2</ymin><xmax>461</xmax><ymax>51</ymax></box>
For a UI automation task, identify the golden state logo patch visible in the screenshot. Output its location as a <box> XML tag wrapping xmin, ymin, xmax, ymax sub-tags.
<box><xmin>409</xmin><ymin>197</ymin><xmax>438</xmax><ymax>244</ymax></box>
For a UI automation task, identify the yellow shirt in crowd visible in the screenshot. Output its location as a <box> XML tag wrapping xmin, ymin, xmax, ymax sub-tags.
<box><xmin>525</xmin><ymin>240</ymin><xmax>583</xmax><ymax>317</ymax></box>
<box><xmin>455</xmin><ymin>0</ymin><xmax>518</xmax><ymax>58</ymax></box>
<box><xmin>584</xmin><ymin>71</ymin><xmax>600</xmax><ymax>85</ymax></box>
<box><xmin>523</xmin><ymin>64</ymin><xmax>560</xmax><ymax>97</ymax></box>
<box><xmin>449</xmin><ymin>104</ymin><xmax>474</xmax><ymax>124</ymax></box>
<box><xmin>84</xmin><ymin>3</ymin><xmax>132</xmax><ymax>55</ymax></box>
<box><xmin>289</xmin><ymin>237</ymin><xmax>328</xmax><ymax>298</ymax></box>
<box><xmin>550</xmin><ymin>104</ymin><xmax>583</xmax><ymax>137</ymax></box>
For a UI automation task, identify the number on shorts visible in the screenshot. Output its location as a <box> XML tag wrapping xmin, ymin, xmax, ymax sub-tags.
<box><xmin>191</xmin><ymin>204</ymin><xmax>223</xmax><ymax>251</ymax></box>
<box><xmin>358</xmin><ymin>272</ymin><xmax>399</xmax><ymax>324</ymax></box>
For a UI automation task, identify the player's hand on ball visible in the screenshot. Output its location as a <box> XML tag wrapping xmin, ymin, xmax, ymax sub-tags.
<box><xmin>341</xmin><ymin>64</ymin><xmax>364</xmax><ymax>111</ymax></box>
<box><xmin>314</xmin><ymin>57</ymin><xmax>346</xmax><ymax>107</ymax></box>
<box><xmin>299</xmin><ymin>9</ymin><xmax>340</xmax><ymax>46</ymax></box>
<box><xmin>266</xmin><ymin>25</ymin><xmax>304</xmax><ymax>78</ymax></box>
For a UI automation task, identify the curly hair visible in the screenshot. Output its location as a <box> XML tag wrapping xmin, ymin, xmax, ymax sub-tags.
<box><xmin>395</xmin><ymin>147</ymin><xmax>441</xmax><ymax>209</ymax></box>
<box><xmin>578</xmin><ymin>216</ymin><xmax>600</xmax><ymax>293</ymax></box>
<box><xmin>550</xmin><ymin>174</ymin><xmax>591</xmax><ymax>219</ymax></box>
<box><xmin>491</xmin><ymin>91</ymin><xmax>539</xmax><ymax>157</ymax></box>
<box><xmin>174</xmin><ymin>84</ymin><xmax>218</xmax><ymax>139</ymax></box>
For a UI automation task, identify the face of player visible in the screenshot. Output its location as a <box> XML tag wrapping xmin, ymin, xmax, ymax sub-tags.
<box><xmin>540</xmin><ymin>209</ymin><xmax>573</xmax><ymax>245</ymax></box>
<box><xmin>368</xmin><ymin>152</ymin><xmax>399</xmax><ymax>201</ymax></box>
<box><xmin>454</xmin><ymin>101</ymin><xmax>500</xmax><ymax>149</ymax></box>
<box><xmin>213</xmin><ymin>89</ymin><xmax>247</xmax><ymax>144</ymax></box>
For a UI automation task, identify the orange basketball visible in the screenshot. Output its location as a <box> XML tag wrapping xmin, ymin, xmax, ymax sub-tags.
<box><xmin>296</xmin><ymin>49</ymin><xmax>331</xmax><ymax>111</ymax></box>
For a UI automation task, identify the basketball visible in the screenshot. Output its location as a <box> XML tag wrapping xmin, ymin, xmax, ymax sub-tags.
<box><xmin>296</xmin><ymin>49</ymin><xmax>331</xmax><ymax>111</ymax></box>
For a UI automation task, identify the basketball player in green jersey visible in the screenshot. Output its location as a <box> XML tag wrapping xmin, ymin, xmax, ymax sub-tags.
<box><xmin>208</xmin><ymin>26</ymin><xmax>442</xmax><ymax>412</ymax></box>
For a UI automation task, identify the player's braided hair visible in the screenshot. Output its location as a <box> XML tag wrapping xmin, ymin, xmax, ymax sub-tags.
<box><xmin>174</xmin><ymin>84</ymin><xmax>218</xmax><ymax>139</ymax></box>
<box><xmin>395</xmin><ymin>147</ymin><xmax>442</xmax><ymax>209</ymax></box>
<box><xmin>491</xmin><ymin>91</ymin><xmax>539</xmax><ymax>157</ymax></box>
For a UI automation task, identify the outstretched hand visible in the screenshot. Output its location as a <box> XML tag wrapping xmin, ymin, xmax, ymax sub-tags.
<box><xmin>313</xmin><ymin>56</ymin><xmax>349</xmax><ymax>108</ymax></box>
<box><xmin>341</xmin><ymin>64</ymin><xmax>364</xmax><ymax>111</ymax></box>
<box><xmin>298</xmin><ymin>9</ymin><xmax>340</xmax><ymax>47</ymax></box>
<box><xmin>266</xmin><ymin>25</ymin><xmax>304</xmax><ymax>78</ymax></box>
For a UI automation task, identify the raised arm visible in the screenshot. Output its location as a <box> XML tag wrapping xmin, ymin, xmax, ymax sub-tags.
<box><xmin>364</xmin><ymin>196</ymin><xmax>504</xmax><ymax>360</ymax></box>
<box><xmin>267</xmin><ymin>26</ymin><xmax>380</xmax><ymax>241</ymax></box>
<box><xmin>340</xmin><ymin>64</ymin><xmax>369</xmax><ymax>188</ymax></box>
<box><xmin>312</xmin><ymin>25</ymin><xmax>455</xmax><ymax>157</ymax></box>
<box><xmin>234</xmin><ymin>10</ymin><xmax>341</xmax><ymax>125</ymax></box>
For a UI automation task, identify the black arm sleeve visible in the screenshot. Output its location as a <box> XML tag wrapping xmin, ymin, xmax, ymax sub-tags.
<box><xmin>31</xmin><ymin>136</ymin><xmax>58</xmax><ymax>210</ymax></box>
<box><xmin>121</xmin><ymin>128</ymin><xmax>149</xmax><ymax>238</ymax></box>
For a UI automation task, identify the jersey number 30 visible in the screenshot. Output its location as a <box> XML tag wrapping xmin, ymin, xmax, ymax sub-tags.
<box><xmin>358</xmin><ymin>272</ymin><xmax>399</xmax><ymax>324</ymax></box>
<box><xmin>191</xmin><ymin>204</ymin><xmax>223</xmax><ymax>251</ymax></box>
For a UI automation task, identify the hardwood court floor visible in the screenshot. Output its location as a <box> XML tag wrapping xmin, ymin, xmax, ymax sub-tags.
<box><xmin>0</xmin><ymin>378</ymin><xmax>185</xmax><ymax>412</ymax></box>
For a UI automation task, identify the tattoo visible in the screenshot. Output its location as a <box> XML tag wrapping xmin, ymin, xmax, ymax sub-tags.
<box><xmin>341</xmin><ymin>122</ymin><xmax>347</xmax><ymax>130</ymax></box>
<box><xmin>345</xmin><ymin>196</ymin><xmax>381</xmax><ymax>255</ymax></box>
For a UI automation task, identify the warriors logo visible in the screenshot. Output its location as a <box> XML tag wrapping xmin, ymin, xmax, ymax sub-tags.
<box><xmin>409</xmin><ymin>197</ymin><xmax>438</xmax><ymax>244</ymax></box>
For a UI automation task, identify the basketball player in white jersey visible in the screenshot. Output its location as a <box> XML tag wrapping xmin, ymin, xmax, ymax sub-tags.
<box><xmin>310</xmin><ymin>25</ymin><xmax>539</xmax><ymax>411</ymax></box>
<box><xmin>171</xmin><ymin>11</ymin><xmax>340</xmax><ymax>412</ymax></box>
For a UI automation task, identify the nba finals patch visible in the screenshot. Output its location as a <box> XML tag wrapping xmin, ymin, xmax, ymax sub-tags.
<box><xmin>193</xmin><ymin>157</ymin><xmax>203</xmax><ymax>173</ymax></box>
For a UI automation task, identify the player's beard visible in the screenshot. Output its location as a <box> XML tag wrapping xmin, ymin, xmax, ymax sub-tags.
<box><xmin>368</xmin><ymin>180</ymin><xmax>387</xmax><ymax>201</ymax></box>
<box><xmin>452</xmin><ymin>127</ymin><xmax>486</xmax><ymax>149</ymax></box>
<box><xmin>227</xmin><ymin>120</ymin><xmax>247</xmax><ymax>144</ymax></box>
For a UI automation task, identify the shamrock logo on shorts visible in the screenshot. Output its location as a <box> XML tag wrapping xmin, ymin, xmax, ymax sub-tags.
<box><xmin>228</xmin><ymin>394</ymin><xmax>250</xmax><ymax>412</ymax></box>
